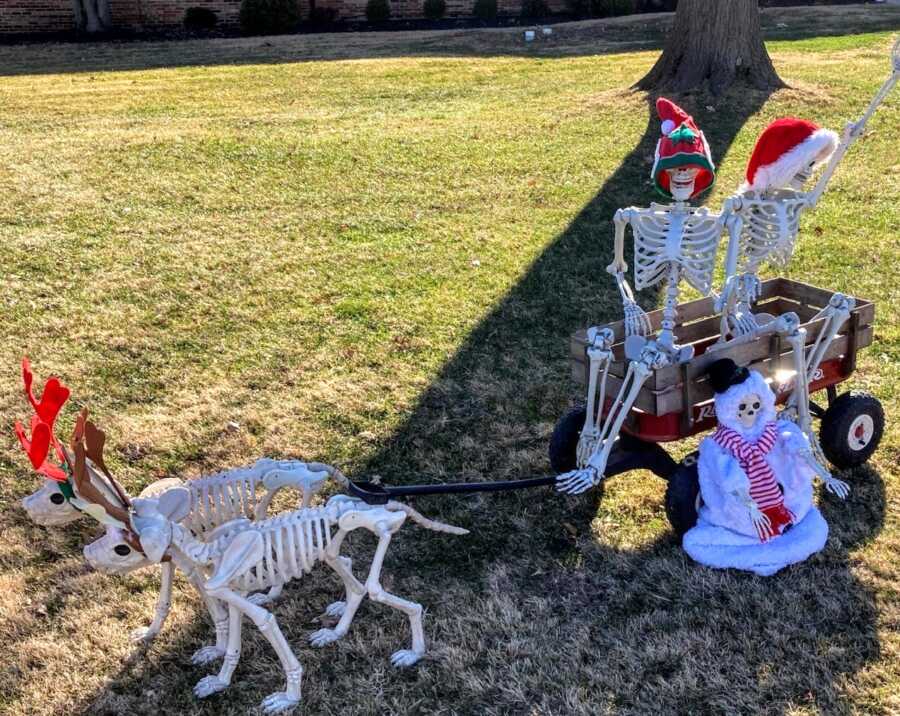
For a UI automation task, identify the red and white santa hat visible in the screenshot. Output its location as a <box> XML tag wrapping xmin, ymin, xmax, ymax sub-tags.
<box><xmin>651</xmin><ymin>97</ymin><xmax>716</xmax><ymax>200</ymax></box>
<box><xmin>743</xmin><ymin>117</ymin><xmax>838</xmax><ymax>192</ymax></box>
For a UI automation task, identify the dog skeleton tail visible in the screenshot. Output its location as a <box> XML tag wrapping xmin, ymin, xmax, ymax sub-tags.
<box><xmin>306</xmin><ymin>462</ymin><xmax>351</xmax><ymax>489</ymax></box>
<box><xmin>385</xmin><ymin>501</ymin><xmax>469</xmax><ymax>535</ymax></box>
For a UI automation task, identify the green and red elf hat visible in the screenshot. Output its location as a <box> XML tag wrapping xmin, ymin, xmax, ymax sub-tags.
<box><xmin>650</xmin><ymin>97</ymin><xmax>716</xmax><ymax>200</ymax></box>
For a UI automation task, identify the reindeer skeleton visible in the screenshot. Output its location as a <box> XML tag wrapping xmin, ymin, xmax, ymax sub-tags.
<box><xmin>72</xmin><ymin>413</ymin><xmax>467</xmax><ymax>714</ymax></box>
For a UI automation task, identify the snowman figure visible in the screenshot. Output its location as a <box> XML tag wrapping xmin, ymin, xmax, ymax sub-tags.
<box><xmin>683</xmin><ymin>358</ymin><xmax>834</xmax><ymax>576</ymax></box>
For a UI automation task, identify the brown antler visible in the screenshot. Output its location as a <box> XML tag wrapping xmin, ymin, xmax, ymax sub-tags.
<box><xmin>84</xmin><ymin>419</ymin><xmax>131</xmax><ymax>508</ymax></box>
<box><xmin>70</xmin><ymin>411</ymin><xmax>131</xmax><ymax>527</ymax></box>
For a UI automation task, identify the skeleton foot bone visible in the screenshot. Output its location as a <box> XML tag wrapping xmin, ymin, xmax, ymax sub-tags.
<box><xmin>390</xmin><ymin>649</ymin><xmax>423</xmax><ymax>668</ymax></box>
<box><xmin>193</xmin><ymin>675</ymin><xmax>229</xmax><ymax>698</ymax></box>
<box><xmin>129</xmin><ymin>626</ymin><xmax>158</xmax><ymax>643</ymax></box>
<box><xmin>308</xmin><ymin>627</ymin><xmax>344</xmax><ymax>647</ymax></box>
<box><xmin>191</xmin><ymin>646</ymin><xmax>226</xmax><ymax>665</ymax></box>
<box><xmin>324</xmin><ymin>600</ymin><xmax>346</xmax><ymax>617</ymax></box>
<box><xmin>260</xmin><ymin>691</ymin><xmax>300</xmax><ymax>715</ymax></box>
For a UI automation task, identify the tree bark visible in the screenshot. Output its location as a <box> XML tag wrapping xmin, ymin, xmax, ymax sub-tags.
<box><xmin>636</xmin><ymin>0</ymin><xmax>784</xmax><ymax>96</ymax></box>
<box><xmin>73</xmin><ymin>0</ymin><xmax>111</xmax><ymax>33</ymax></box>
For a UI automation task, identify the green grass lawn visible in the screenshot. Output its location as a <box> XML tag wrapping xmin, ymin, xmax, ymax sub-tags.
<box><xmin>1</xmin><ymin>6</ymin><xmax>899</xmax><ymax>715</ymax></box>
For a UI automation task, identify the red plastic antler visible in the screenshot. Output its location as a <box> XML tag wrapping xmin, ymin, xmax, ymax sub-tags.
<box><xmin>22</xmin><ymin>357</ymin><xmax>70</xmax><ymax>428</ymax></box>
<box><xmin>16</xmin><ymin>357</ymin><xmax>71</xmax><ymax>481</ymax></box>
<box><xmin>15</xmin><ymin>415</ymin><xmax>67</xmax><ymax>481</ymax></box>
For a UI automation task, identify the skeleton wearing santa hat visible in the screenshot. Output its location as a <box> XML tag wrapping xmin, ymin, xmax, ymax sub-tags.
<box><xmin>683</xmin><ymin>359</ymin><xmax>831</xmax><ymax>576</ymax></box>
<box><xmin>557</xmin><ymin>99</ymin><xmax>740</xmax><ymax>496</ymax></box>
<box><xmin>716</xmin><ymin>117</ymin><xmax>842</xmax><ymax>343</ymax></box>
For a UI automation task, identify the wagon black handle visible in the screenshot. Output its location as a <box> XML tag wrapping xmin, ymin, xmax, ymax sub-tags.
<box><xmin>348</xmin><ymin>475</ymin><xmax>557</xmax><ymax>504</ymax></box>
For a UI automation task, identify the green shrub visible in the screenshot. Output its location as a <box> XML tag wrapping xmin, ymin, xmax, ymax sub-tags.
<box><xmin>239</xmin><ymin>0</ymin><xmax>299</xmax><ymax>35</ymax></box>
<box><xmin>472</xmin><ymin>0</ymin><xmax>497</xmax><ymax>20</ymax></box>
<box><xmin>520</xmin><ymin>0</ymin><xmax>549</xmax><ymax>19</ymax></box>
<box><xmin>423</xmin><ymin>0</ymin><xmax>446</xmax><ymax>19</ymax></box>
<box><xmin>184</xmin><ymin>6</ymin><xmax>218</xmax><ymax>30</ymax></box>
<box><xmin>365</xmin><ymin>0</ymin><xmax>391</xmax><ymax>22</ymax></box>
<box><xmin>590</xmin><ymin>0</ymin><xmax>634</xmax><ymax>16</ymax></box>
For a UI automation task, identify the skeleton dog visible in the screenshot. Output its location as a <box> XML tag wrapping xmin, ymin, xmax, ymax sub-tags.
<box><xmin>15</xmin><ymin>359</ymin><xmax>344</xmax><ymax>657</ymax></box>
<box><xmin>70</xmin><ymin>412</ymin><xmax>467</xmax><ymax>714</ymax></box>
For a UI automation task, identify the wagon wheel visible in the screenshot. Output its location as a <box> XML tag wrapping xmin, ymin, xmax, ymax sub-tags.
<box><xmin>819</xmin><ymin>391</ymin><xmax>884</xmax><ymax>470</ymax></box>
<box><xmin>549</xmin><ymin>405</ymin><xmax>587</xmax><ymax>474</ymax></box>
<box><xmin>664</xmin><ymin>453</ymin><xmax>700</xmax><ymax>538</ymax></box>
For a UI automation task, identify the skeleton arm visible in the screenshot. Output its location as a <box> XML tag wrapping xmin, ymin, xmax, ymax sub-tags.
<box><xmin>607</xmin><ymin>208</ymin><xmax>652</xmax><ymax>337</ymax></box>
<box><xmin>807</xmin><ymin>39</ymin><xmax>899</xmax><ymax>208</ymax></box>
<box><xmin>716</xmin><ymin>207</ymin><xmax>761</xmax><ymax>340</ymax></box>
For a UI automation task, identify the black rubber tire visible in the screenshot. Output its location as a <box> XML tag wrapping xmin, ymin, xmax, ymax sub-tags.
<box><xmin>664</xmin><ymin>454</ymin><xmax>700</xmax><ymax>538</ymax></box>
<box><xmin>819</xmin><ymin>391</ymin><xmax>884</xmax><ymax>469</ymax></box>
<box><xmin>549</xmin><ymin>405</ymin><xmax>587</xmax><ymax>474</ymax></box>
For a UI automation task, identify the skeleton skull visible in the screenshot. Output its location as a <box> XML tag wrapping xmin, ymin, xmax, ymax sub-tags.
<box><xmin>667</xmin><ymin>166</ymin><xmax>700</xmax><ymax>202</ymax></box>
<box><xmin>84</xmin><ymin>526</ymin><xmax>152</xmax><ymax>574</ymax></box>
<box><xmin>737</xmin><ymin>394</ymin><xmax>763</xmax><ymax>429</ymax></box>
<box><xmin>789</xmin><ymin>158</ymin><xmax>819</xmax><ymax>190</ymax></box>
<box><xmin>22</xmin><ymin>480</ymin><xmax>81</xmax><ymax>526</ymax></box>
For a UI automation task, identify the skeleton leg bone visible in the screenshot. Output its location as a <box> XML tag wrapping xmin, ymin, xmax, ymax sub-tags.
<box><xmin>309</xmin><ymin>547</ymin><xmax>367</xmax><ymax>648</ymax></box>
<box><xmin>782</xmin><ymin>328</ymin><xmax>850</xmax><ymax>499</ymax></box>
<box><xmin>576</xmin><ymin>328</ymin><xmax>614</xmax><ymax>467</ymax></box>
<box><xmin>558</xmin><ymin>347</ymin><xmax>660</xmax><ymax>494</ymax></box>
<box><xmin>204</xmin><ymin>586</ymin><xmax>303</xmax><ymax>714</ymax></box>
<box><xmin>130</xmin><ymin>561</ymin><xmax>173</xmax><ymax>642</ymax></box>
<box><xmin>364</xmin><ymin>520</ymin><xmax>426</xmax><ymax>667</ymax></box>
<box><xmin>194</xmin><ymin>603</ymin><xmax>243</xmax><ymax>698</ymax></box>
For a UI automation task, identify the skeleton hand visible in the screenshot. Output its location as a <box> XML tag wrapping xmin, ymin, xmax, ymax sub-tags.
<box><xmin>747</xmin><ymin>501</ymin><xmax>773</xmax><ymax>541</ymax></box>
<box><xmin>797</xmin><ymin>447</ymin><xmax>849</xmax><ymax>499</ymax></box>
<box><xmin>623</xmin><ymin>298</ymin><xmax>652</xmax><ymax>338</ymax></box>
<box><xmin>823</xmin><ymin>475</ymin><xmax>850</xmax><ymax>500</ymax></box>
<box><xmin>612</xmin><ymin>271</ymin><xmax>651</xmax><ymax>337</ymax></box>
<box><xmin>555</xmin><ymin>466</ymin><xmax>600</xmax><ymax>495</ymax></box>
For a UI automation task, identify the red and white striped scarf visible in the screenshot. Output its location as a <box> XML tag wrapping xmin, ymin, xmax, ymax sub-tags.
<box><xmin>713</xmin><ymin>421</ymin><xmax>794</xmax><ymax>541</ymax></box>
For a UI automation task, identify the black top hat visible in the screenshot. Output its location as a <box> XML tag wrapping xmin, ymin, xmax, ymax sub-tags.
<box><xmin>707</xmin><ymin>358</ymin><xmax>750</xmax><ymax>394</ymax></box>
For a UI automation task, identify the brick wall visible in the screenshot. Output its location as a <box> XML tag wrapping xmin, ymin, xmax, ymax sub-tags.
<box><xmin>0</xmin><ymin>0</ymin><xmax>74</xmax><ymax>33</ymax></box>
<box><xmin>0</xmin><ymin>0</ymin><xmax>570</xmax><ymax>33</ymax></box>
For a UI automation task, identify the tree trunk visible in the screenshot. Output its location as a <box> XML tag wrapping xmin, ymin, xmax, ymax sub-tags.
<box><xmin>636</xmin><ymin>0</ymin><xmax>784</xmax><ymax>96</ymax></box>
<box><xmin>73</xmin><ymin>0</ymin><xmax>111</xmax><ymax>32</ymax></box>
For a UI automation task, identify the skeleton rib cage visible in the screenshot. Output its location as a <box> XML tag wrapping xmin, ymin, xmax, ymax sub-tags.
<box><xmin>217</xmin><ymin>501</ymin><xmax>359</xmax><ymax>593</ymax></box>
<box><xmin>630</xmin><ymin>204</ymin><xmax>723</xmax><ymax>295</ymax></box>
<box><xmin>183</xmin><ymin>469</ymin><xmax>263</xmax><ymax>536</ymax></box>
<box><xmin>735</xmin><ymin>190</ymin><xmax>809</xmax><ymax>271</ymax></box>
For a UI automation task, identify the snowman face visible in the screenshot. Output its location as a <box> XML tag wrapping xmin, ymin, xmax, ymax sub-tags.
<box><xmin>737</xmin><ymin>394</ymin><xmax>763</xmax><ymax>429</ymax></box>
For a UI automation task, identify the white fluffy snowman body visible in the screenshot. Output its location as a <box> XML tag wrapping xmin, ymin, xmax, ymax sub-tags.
<box><xmin>684</xmin><ymin>368</ymin><xmax>829</xmax><ymax>576</ymax></box>
<box><xmin>697</xmin><ymin>369</ymin><xmax>816</xmax><ymax>538</ymax></box>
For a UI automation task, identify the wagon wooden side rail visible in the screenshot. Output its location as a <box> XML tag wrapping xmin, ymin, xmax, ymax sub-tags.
<box><xmin>569</xmin><ymin>277</ymin><xmax>875</xmax><ymax>441</ymax></box>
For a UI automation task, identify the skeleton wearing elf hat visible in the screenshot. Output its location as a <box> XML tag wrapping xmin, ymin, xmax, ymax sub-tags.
<box><xmin>557</xmin><ymin>98</ymin><xmax>742</xmax><ymax>496</ymax></box>
<box><xmin>683</xmin><ymin>358</ymin><xmax>832</xmax><ymax>576</ymax></box>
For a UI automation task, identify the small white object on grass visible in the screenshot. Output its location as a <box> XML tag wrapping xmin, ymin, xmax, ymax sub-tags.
<box><xmin>542</xmin><ymin>27</ymin><xmax>552</xmax><ymax>36</ymax></box>
<box><xmin>524</xmin><ymin>30</ymin><xmax>535</xmax><ymax>41</ymax></box>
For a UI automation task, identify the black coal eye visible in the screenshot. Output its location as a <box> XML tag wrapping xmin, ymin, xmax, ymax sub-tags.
<box><xmin>739</xmin><ymin>404</ymin><xmax>746</xmax><ymax>411</ymax></box>
<box><xmin>114</xmin><ymin>544</ymin><xmax>132</xmax><ymax>557</ymax></box>
<box><xmin>50</xmin><ymin>493</ymin><xmax>65</xmax><ymax>505</ymax></box>
<box><xmin>753</xmin><ymin>402</ymin><xmax>760</xmax><ymax>409</ymax></box>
